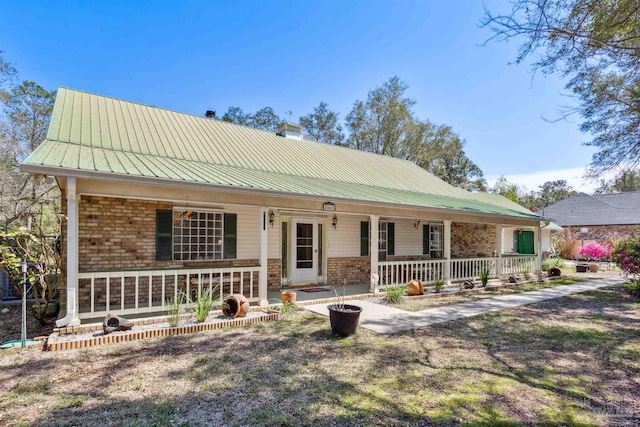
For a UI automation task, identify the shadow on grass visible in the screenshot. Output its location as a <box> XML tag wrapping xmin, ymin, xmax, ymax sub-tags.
<box><xmin>3</xmin><ymin>287</ymin><xmax>638</xmax><ymax>426</ymax></box>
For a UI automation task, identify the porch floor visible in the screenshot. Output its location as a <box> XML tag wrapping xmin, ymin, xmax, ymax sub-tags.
<box><xmin>267</xmin><ymin>283</ymin><xmax>372</xmax><ymax>305</ymax></box>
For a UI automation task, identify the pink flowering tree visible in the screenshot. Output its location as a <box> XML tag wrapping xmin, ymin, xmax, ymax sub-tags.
<box><xmin>578</xmin><ymin>241</ymin><xmax>612</xmax><ymax>259</ymax></box>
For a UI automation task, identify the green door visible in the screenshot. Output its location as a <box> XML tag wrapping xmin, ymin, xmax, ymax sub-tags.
<box><xmin>517</xmin><ymin>230</ymin><xmax>535</xmax><ymax>254</ymax></box>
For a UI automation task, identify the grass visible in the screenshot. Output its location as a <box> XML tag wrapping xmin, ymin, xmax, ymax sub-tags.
<box><xmin>392</xmin><ymin>276</ymin><xmax>588</xmax><ymax>312</ymax></box>
<box><xmin>0</xmin><ymin>282</ymin><xmax>638</xmax><ymax>426</ymax></box>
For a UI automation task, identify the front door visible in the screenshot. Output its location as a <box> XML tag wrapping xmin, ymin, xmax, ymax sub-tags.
<box><xmin>292</xmin><ymin>219</ymin><xmax>318</xmax><ymax>284</ymax></box>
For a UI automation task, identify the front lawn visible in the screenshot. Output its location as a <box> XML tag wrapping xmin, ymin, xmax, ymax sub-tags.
<box><xmin>0</xmin><ymin>284</ymin><xmax>638</xmax><ymax>426</ymax></box>
<box><xmin>391</xmin><ymin>276</ymin><xmax>587</xmax><ymax>312</ymax></box>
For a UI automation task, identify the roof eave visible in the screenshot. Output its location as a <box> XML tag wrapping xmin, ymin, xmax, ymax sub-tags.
<box><xmin>20</xmin><ymin>163</ymin><xmax>544</xmax><ymax>222</ymax></box>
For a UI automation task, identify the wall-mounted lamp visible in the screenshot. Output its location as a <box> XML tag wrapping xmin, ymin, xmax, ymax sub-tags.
<box><xmin>332</xmin><ymin>215</ymin><xmax>338</xmax><ymax>229</ymax></box>
<box><xmin>269</xmin><ymin>211</ymin><xmax>275</xmax><ymax>227</ymax></box>
<box><xmin>414</xmin><ymin>219</ymin><xmax>421</xmax><ymax>229</ymax></box>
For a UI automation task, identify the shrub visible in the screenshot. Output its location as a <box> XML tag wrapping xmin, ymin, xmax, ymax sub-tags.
<box><xmin>622</xmin><ymin>280</ymin><xmax>640</xmax><ymax>298</ymax></box>
<box><xmin>541</xmin><ymin>261</ymin><xmax>551</xmax><ymax>271</ymax></box>
<box><xmin>191</xmin><ymin>288</ymin><xmax>220</xmax><ymax>323</ymax></box>
<box><xmin>166</xmin><ymin>292</ymin><xmax>185</xmax><ymax>327</ymax></box>
<box><xmin>280</xmin><ymin>301</ymin><xmax>298</xmax><ymax>316</ymax></box>
<box><xmin>579</xmin><ymin>241</ymin><xmax>612</xmax><ymax>259</ymax></box>
<box><xmin>549</xmin><ymin>257</ymin><xmax>564</xmax><ymax>267</ymax></box>
<box><xmin>479</xmin><ymin>268</ymin><xmax>490</xmax><ymax>287</ymax></box>
<box><xmin>523</xmin><ymin>269</ymin><xmax>531</xmax><ymax>280</ymax></box>
<box><xmin>553</xmin><ymin>228</ymin><xmax>578</xmax><ymax>259</ymax></box>
<box><xmin>433</xmin><ymin>277</ymin><xmax>444</xmax><ymax>293</ymax></box>
<box><xmin>613</xmin><ymin>238</ymin><xmax>640</xmax><ymax>298</ymax></box>
<box><xmin>384</xmin><ymin>285</ymin><xmax>405</xmax><ymax>304</ymax></box>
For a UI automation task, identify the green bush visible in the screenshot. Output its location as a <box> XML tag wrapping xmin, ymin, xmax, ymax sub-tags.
<box><xmin>166</xmin><ymin>292</ymin><xmax>185</xmax><ymax>327</ymax></box>
<box><xmin>541</xmin><ymin>261</ymin><xmax>551</xmax><ymax>271</ymax></box>
<box><xmin>433</xmin><ymin>277</ymin><xmax>444</xmax><ymax>293</ymax></box>
<box><xmin>549</xmin><ymin>258</ymin><xmax>563</xmax><ymax>267</ymax></box>
<box><xmin>479</xmin><ymin>268</ymin><xmax>490</xmax><ymax>287</ymax></box>
<box><xmin>280</xmin><ymin>301</ymin><xmax>298</xmax><ymax>316</ymax></box>
<box><xmin>523</xmin><ymin>269</ymin><xmax>531</xmax><ymax>280</ymax></box>
<box><xmin>384</xmin><ymin>285</ymin><xmax>406</xmax><ymax>304</ymax></box>
<box><xmin>191</xmin><ymin>288</ymin><xmax>219</xmax><ymax>323</ymax></box>
<box><xmin>622</xmin><ymin>280</ymin><xmax>640</xmax><ymax>298</ymax></box>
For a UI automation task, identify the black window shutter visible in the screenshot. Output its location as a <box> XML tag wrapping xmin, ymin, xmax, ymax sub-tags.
<box><xmin>156</xmin><ymin>210</ymin><xmax>173</xmax><ymax>261</ymax></box>
<box><xmin>360</xmin><ymin>221</ymin><xmax>370</xmax><ymax>256</ymax></box>
<box><xmin>423</xmin><ymin>224</ymin><xmax>429</xmax><ymax>255</ymax></box>
<box><xmin>223</xmin><ymin>213</ymin><xmax>237</xmax><ymax>259</ymax></box>
<box><xmin>387</xmin><ymin>222</ymin><xmax>395</xmax><ymax>255</ymax></box>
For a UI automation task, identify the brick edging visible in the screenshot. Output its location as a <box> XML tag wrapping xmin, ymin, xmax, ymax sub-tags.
<box><xmin>46</xmin><ymin>311</ymin><xmax>281</xmax><ymax>352</ymax></box>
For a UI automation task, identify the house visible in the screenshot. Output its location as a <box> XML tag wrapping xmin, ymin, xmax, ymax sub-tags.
<box><xmin>541</xmin><ymin>191</ymin><xmax>640</xmax><ymax>257</ymax></box>
<box><xmin>21</xmin><ymin>88</ymin><xmax>546</xmax><ymax>327</ymax></box>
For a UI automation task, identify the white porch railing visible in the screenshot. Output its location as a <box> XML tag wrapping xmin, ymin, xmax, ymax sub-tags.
<box><xmin>77</xmin><ymin>266</ymin><xmax>260</xmax><ymax>320</ymax></box>
<box><xmin>378</xmin><ymin>255</ymin><xmax>539</xmax><ymax>286</ymax></box>
<box><xmin>378</xmin><ymin>260</ymin><xmax>446</xmax><ymax>286</ymax></box>
<box><xmin>450</xmin><ymin>257</ymin><xmax>499</xmax><ymax>281</ymax></box>
<box><xmin>501</xmin><ymin>256</ymin><xmax>537</xmax><ymax>276</ymax></box>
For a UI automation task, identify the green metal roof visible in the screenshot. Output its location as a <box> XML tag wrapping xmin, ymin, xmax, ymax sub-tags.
<box><xmin>22</xmin><ymin>87</ymin><xmax>542</xmax><ymax>220</ymax></box>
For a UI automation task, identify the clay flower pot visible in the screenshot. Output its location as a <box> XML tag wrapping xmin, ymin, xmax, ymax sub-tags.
<box><xmin>281</xmin><ymin>290</ymin><xmax>297</xmax><ymax>303</ymax></box>
<box><xmin>547</xmin><ymin>267</ymin><xmax>561</xmax><ymax>277</ymax></box>
<box><xmin>406</xmin><ymin>280</ymin><xmax>424</xmax><ymax>296</ymax></box>
<box><xmin>222</xmin><ymin>294</ymin><xmax>250</xmax><ymax>318</ymax></box>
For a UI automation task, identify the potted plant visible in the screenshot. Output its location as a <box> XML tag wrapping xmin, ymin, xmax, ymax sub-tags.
<box><xmin>327</xmin><ymin>288</ymin><xmax>362</xmax><ymax>336</ymax></box>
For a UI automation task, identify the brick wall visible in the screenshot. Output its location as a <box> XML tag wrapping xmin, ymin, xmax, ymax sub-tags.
<box><xmin>326</xmin><ymin>257</ymin><xmax>370</xmax><ymax>286</ymax></box>
<box><xmin>451</xmin><ymin>222</ymin><xmax>497</xmax><ymax>258</ymax></box>
<box><xmin>569</xmin><ymin>224</ymin><xmax>640</xmax><ymax>242</ymax></box>
<box><xmin>267</xmin><ymin>258</ymin><xmax>281</xmax><ymax>290</ymax></box>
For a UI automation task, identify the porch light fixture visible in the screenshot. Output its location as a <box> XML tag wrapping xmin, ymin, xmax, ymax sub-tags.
<box><xmin>332</xmin><ymin>215</ymin><xmax>338</xmax><ymax>229</ymax></box>
<box><xmin>414</xmin><ymin>219</ymin><xmax>420</xmax><ymax>229</ymax></box>
<box><xmin>269</xmin><ymin>211</ymin><xmax>275</xmax><ymax>227</ymax></box>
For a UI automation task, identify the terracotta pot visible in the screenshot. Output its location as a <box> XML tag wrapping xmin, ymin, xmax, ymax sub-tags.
<box><xmin>222</xmin><ymin>294</ymin><xmax>250</xmax><ymax>318</ymax></box>
<box><xmin>406</xmin><ymin>280</ymin><xmax>424</xmax><ymax>296</ymax></box>
<box><xmin>281</xmin><ymin>290</ymin><xmax>297</xmax><ymax>303</ymax></box>
<box><xmin>588</xmin><ymin>263</ymin><xmax>598</xmax><ymax>273</ymax></box>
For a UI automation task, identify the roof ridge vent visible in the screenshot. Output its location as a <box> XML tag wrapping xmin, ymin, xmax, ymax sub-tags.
<box><xmin>277</xmin><ymin>122</ymin><xmax>303</xmax><ymax>140</ymax></box>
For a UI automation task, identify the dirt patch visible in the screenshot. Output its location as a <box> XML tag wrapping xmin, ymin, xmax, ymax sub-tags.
<box><xmin>0</xmin><ymin>303</ymin><xmax>55</xmax><ymax>343</ymax></box>
<box><xmin>1</xmin><ymin>285</ymin><xmax>638</xmax><ymax>426</ymax></box>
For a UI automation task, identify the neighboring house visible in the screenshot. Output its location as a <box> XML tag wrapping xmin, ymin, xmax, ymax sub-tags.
<box><xmin>541</xmin><ymin>191</ymin><xmax>640</xmax><ymax>257</ymax></box>
<box><xmin>21</xmin><ymin>88</ymin><xmax>546</xmax><ymax>327</ymax></box>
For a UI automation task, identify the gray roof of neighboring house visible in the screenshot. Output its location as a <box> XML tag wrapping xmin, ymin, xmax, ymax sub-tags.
<box><xmin>541</xmin><ymin>191</ymin><xmax>640</xmax><ymax>226</ymax></box>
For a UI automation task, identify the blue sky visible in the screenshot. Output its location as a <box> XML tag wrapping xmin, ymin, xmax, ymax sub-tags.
<box><xmin>1</xmin><ymin>0</ymin><xmax>605</xmax><ymax>191</ymax></box>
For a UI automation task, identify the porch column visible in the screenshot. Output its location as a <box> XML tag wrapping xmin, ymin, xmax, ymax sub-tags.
<box><xmin>56</xmin><ymin>177</ymin><xmax>80</xmax><ymax>327</ymax></box>
<box><xmin>496</xmin><ymin>224</ymin><xmax>503</xmax><ymax>278</ymax></box>
<box><xmin>444</xmin><ymin>220</ymin><xmax>452</xmax><ymax>285</ymax></box>
<box><xmin>535</xmin><ymin>224</ymin><xmax>543</xmax><ymax>274</ymax></box>
<box><xmin>369</xmin><ymin>215</ymin><xmax>379</xmax><ymax>293</ymax></box>
<box><xmin>258</xmin><ymin>207</ymin><xmax>269</xmax><ymax>306</ymax></box>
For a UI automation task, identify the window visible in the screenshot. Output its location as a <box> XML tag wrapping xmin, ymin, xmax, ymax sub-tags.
<box><xmin>423</xmin><ymin>223</ymin><xmax>444</xmax><ymax>258</ymax></box>
<box><xmin>172</xmin><ymin>210</ymin><xmax>223</xmax><ymax>261</ymax></box>
<box><xmin>429</xmin><ymin>224</ymin><xmax>444</xmax><ymax>258</ymax></box>
<box><xmin>378</xmin><ymin>221</ymin><xmax>388</xmax><ymax>261</ymax></box>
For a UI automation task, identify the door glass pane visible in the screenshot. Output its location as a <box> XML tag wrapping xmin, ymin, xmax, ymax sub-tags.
<box><xmin>296</xmin><ymin>223</ymin><xmax>313</xmax><ymax>269</ymax></box>
<box><xmin>318</xmin><ymin>224</ymin><xmax>323</xmax><ymax>276</ymax></box>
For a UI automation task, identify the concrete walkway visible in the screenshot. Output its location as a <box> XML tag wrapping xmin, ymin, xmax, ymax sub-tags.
<box><xmin>304</xmin><ymin>277</ymin><xmax>624</xmax><ymax>334</ymax></box>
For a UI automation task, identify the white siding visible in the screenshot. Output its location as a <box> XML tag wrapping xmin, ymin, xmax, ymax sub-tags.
<box><xmin>393</xmin><ymin>219</ymin><xmax>425</xmax><ymax>256</ymax></box>
<box><xmin>541</xmin><ymin>229</ymin><xmax>552</xmax><ymax>253</ymax></box>
<box><xmin>234</xmin><ymin>205</ymin><xmax>260</xmax><ymax>260</ymax></box>
<box><xmin>327</xmin><ymin>214</ymin><xmax>366</xmax><ymax>258</ymax></box>
<box><xmin>502</xmin><ymin>227</ymin><xmax>517</xmax><ymax>253</ymax></box>
<box><xmin>268</xmin><ymin>211</ymin><xmax>281</xmax><ymax>259</ymax></box>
